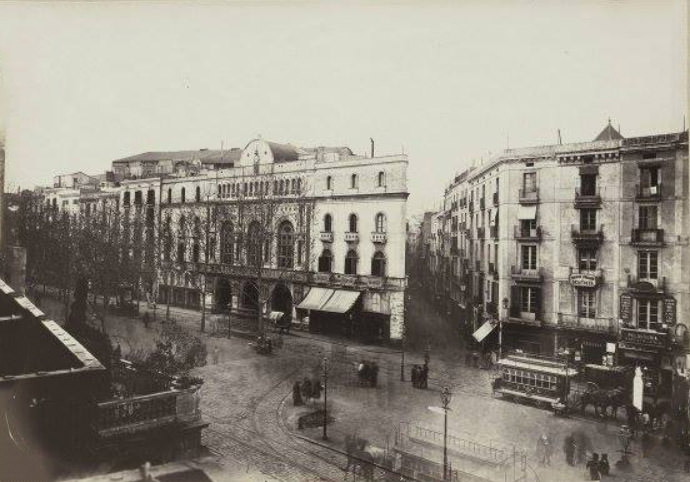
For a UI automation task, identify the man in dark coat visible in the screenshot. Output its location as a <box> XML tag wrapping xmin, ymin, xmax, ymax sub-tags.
<box><xmin>312</xmin><ymin>378</ymin><xmax>322</xmax><ymax>399</ymax></box>
<box><xmin>292</xmin><ymin>381</ymin><xmax>303</xmax><ymax>406</ymax></box>
<box><xmin>421</xmin><ymin>364</ymin><xmax>429</xmax><ymax>389</ymax></box>
<box><xmin>563</xmin><ymin>432</ymin><xmax>576</xmax><ymax>466</ymax></box>
<box><xmin>302</xmin><ymin>377</ymin><xmax>312</xmax><ymax>404</ymax></box>
<box><xmin>586</xmin><ymin>453</ymin><xmax>601</xmax><ymax>480</ymax></box>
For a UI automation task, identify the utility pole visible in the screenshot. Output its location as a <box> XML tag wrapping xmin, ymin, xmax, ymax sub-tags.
<box><xmin>322</xmin><ymin>356</ymin><xmax>329</xmax><ymax>441</ymax></box>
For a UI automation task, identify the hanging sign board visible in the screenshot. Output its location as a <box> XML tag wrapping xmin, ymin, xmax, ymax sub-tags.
<box><xmin>619</xmin><ymin>294</ymin><xmax>632</xmax><ymax>323</ymax></box>
<box><xmin>569</xmin><ymin>273</ymin><xmax>598</xmax><ymax>288</ymax></box>
<box><xmin>663</xmin><ymin>298</ymin><xmax>676</xmax><ymax>326</ymax></box>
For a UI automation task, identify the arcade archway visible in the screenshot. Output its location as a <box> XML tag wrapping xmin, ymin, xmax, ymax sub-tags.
<box><xmin>241</xmin><ymin>281</ymin><xmax>259</xmax><ymax>312</ymax></box>
<box><xmin>215</xmin><ymin>277</ymin><xmax>232</xmax><ymax>311</ymax></box>
<box><xmin>271</xmin><ymin>283</ymin><xmax>293</xmax><ymax>322</ymax></box>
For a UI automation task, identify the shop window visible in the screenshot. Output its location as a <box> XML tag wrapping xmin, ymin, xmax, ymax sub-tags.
<box><xmin>638</xmin><ymin>251</ymin><xmax>658</xmax><ymax>280</ymax></box>
<box><xmin>520</xmin><ymin>287</ymin><xmax>537</xmax><ymax>314</ymax></box>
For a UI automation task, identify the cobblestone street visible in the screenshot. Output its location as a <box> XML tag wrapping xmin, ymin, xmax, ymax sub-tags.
<box><xmin>38</xmin><ymin>294</ymin><xmax>690</xmax><ymax>482</ymax></box>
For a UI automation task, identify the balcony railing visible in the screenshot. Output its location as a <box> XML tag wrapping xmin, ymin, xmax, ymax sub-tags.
<box><xmin>94</xmin><ymin>386</ymin><xmax>201</xmax><ymax>438</ymax></box>
<box><xmin>510</xmin><ymin>265</ymin><xmax>543</xmax><ymax>283</ymax></box>
<box><xmin>571</xmin><ymin>224</ymin><xmax>604</xmax><ymax>245</ymax></box>
<box><xmin>493</xmin><ymin>192</ymin><xmax>499</xmax><ymax>206</ymax></box>
<box><xmin>371</xmin><ymin>232</ymin><xmax>387</xmax><ymax>244</ymax></box>
<box><xmin>477</xmin><ymin>227</ymin><xmax>485</xmax><ymax>239</ymax></box>
<box><xmin>631</xmin><ymin>228</ymin><xmax>664</xmax><ymax>247</ymax></box>
<box><xmin>574</xmin><ymin>186</ymin><xmax>601</xmax><ymax>208</ymax></box>
<box><xmin>557</xmin><ymin>313</ymin><xmax>617</xmax><ymax>334</ymax></box>
<box><xmin>635</xmin><ymin>183</ymin><xmax>662</xmax><ymax>202</ymax></box>
<box><xmin>320</xmin><ymin>231</ymin><xmax>334</xmax><ymax>242</ymax></box>
<box><xmin>518</xmin><ymin>188</ymin><xmax>539</xmax><ymax>204</ymax></box>
<box><xmin>514</xmin><ymin>225</ymin><xmax>542</xmax><ymax>242</ymax></box>
<box><xmin>490</xmin><ymin>226</ymin><xmax>498</xmax><ymax>239</ymax></box>
<box><xmin>344</xmin><ymin>232</ymin><xmax>359</xmax><ymax>242</ymax></box>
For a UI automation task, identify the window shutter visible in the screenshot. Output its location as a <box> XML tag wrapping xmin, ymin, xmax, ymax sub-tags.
<box><xmin>534</xmin><ymin>288</ymin><xmax>542</xmax><ymax>320</ymax></box>
<box><xmin>510</xmin><ymin>285</ymin><xmax>520</xmax><ymax>318</ymax></box>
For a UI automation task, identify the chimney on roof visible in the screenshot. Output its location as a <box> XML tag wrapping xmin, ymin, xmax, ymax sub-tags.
<box><xmin>370</xmin><ymin>138</ymin><xmax>375</xmax><ymax>158</ymax></box>
<box><xmin>557</xmin><ymin>129</ymin><xmax>562</xmax><ymax>145</ymax></box>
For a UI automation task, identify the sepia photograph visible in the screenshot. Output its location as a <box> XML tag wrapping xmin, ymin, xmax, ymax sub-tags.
<box><xmin>0</xmin><ymin>1</ymin><xmax>688</xmax><ymax>481</ymax></box>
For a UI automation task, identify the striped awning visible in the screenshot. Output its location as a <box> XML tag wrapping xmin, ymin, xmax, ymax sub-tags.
<box><xmin>297</xmin><ymin>287</ymin><xmax>335</xmax><ymax>311</ymax></box>
<box><xmin>472</xmin><ymin>320</ymin><xmax>496</xmax><ymax>343</ymax></box>
<box><xmin>320</xmin><ymin>290</ymin><xmax>361</xmax><ymax>314</ymax></box>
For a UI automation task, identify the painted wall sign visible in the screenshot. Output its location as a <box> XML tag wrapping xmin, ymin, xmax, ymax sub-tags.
<box><xmin>619</xmin><ymin>294</ymin><xmax>632</xmax><ymax>322</ymax></box>
<box><xmin>570</xmin><ymin>273</ymin><xmax>598</xmax><ymax>288</ymax></box>
<box><xmin>663</xmin><ymin>298</ymin><xmax>676</xmax><ymax>326</ymax></box>
<box><xmin>620</xmin><ymin>328</ymin><xmax>668</xmax><ymax>348</ymax></box>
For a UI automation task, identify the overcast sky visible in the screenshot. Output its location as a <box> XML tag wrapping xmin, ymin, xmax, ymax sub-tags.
<box><xmin>0</xmin><ymin>1</ymin><xmax>686</xmax><ymax>216</ymax></box>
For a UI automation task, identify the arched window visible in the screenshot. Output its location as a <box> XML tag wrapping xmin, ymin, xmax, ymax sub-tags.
<box><xmin>318</xmin><ymin>249</ymin><xmax>333</xmax><ymax>273</ymax></box>
<box><xmin>279</xmin><ymin>179</ymin><xmax>285</xmax><ymax>195</ymax></box>
<box><xmin>195</xmin><ymin>186</ymin><xmax>201</xmax><ymax>202</ymax></box>
<box><xmin>349</xmin><ymin>214</ymin><xmax>358</xmax><ymax>233</ymax></box>
<box><xmin>220</xmin><ymin>221</ymin><xmax>234</xmax><ymax>264</ymax></box>
<box><xmin>345</xmin><ymin>250</ymin><xmax>358</xmax><ymax>275</ymax></box>
<box><xmin>350</xmin><ymin>174</ymin><xmax>358</xmax><ymax>189</ymax></box>
<box><xmin>375</xmin><ymin>213</ymin><xmax>386</xmax><ymax>233</ymax></box>
<box><xmin>180</xmin><ymin>187</ymin><xmax>186</xmax><ymax>204</ymax></box>
<box><xmin>192</xmin><ymin>217</ymin><xmax>201</xmax><ymax>262</ymax></box>
<box><xmin>177</xmin><ymin>214</ymin><xmax>187</xmax><ymax>262</ymax></box>
<box><xmin>273</xmin><ymin>180</ymin><xmax>278</xmax><ymax>194</ymax></box>
<box><xmin>296</xmin><ymin>178</ymin><xmax>301</xmax><ymax>193</ymax></box>
<box><xmin>217</xmin><ymin>185</ymin><xmax>222</xmax><ymax>198</ymax></box>
<box><xmin>326</xmin><ymin>176</ymin><xmax>332</xmax><ymax>190</ymax></box>
<box><xmin>277</xmin><ymin>221</ymin><xmax>294</xmax><ymax>269</ymax></box>
<box><xmin>371</xmin><ymin>251</ymin><xmax>386</xmax><ymax>277</ymax></box>
<box><xmin>377</xmin><ymin>171</ymin><xmax>385</xmax><ymax>187</ymax></box>
<box><xmin>247</xmin><ymin>222</ymin><xmax>261</xmax><ymax>266</ymax></box>
<box><xmin>291</xmin><ymin>179</ymin><xmax>296</xmax><ymax>193</ymax></box>
<box><xmin>324</xmin><ymin>214</ymin><xmax>332</xmax><ymax>233</ymax></box>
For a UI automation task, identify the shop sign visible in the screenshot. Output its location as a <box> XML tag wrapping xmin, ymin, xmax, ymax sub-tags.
<box><xmin>569</xmin><ymin>272</ymin><xmax>598</xmax><ymax>288</ymax></box>
<box><xmin>663</xmin><ymin>298</ymin><xmax>676</xmax><ymax>326</ymax></box>
<box><xmin>620</xmin><ymin>328</ymin><xmax>668</xmax><ymax>348</ymax></box>
<box><xmin>619</xmin><ymin>294</ymin><xmax>632</xmax><ymax>322</ymax></box>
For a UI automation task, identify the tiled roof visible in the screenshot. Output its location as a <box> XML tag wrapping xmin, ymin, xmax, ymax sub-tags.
<box><xmin>113</xmin><ymin>149</ymin><xmax>239</xmax><ymax>165</ymax></box>
<box><xmin>594</xmin><ymin>122</ymin><xmax>624</xmax><ymax>141</ymax></box>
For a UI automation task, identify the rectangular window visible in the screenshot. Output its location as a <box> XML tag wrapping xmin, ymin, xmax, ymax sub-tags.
<box><xmin>580</xmin><ymin>174</ymin><xmax>597</xmax><ymax>196</ymax></box>
<box><xmin>580</xmin><ymin>209</ymin><xmax>597</xmax><ymax>231</ymax></box>
<box><xmin>523</xmin><ymin>172</ymin><xmax>536</xmax><ymax>193</ymax></box>
<box><xmin>520</xmin><ymin>219</ymin><xmax>537</xmax><ymax>237</ymax></box>
<box><xmin>520</xmin><ymin>287</ymin><xmax>536</xmax><ymax>313</ymax></box>
<box><xmin>639</xmin><ymin>206</ymin><xmax>658</xmax><ymax>230</ymax></box>
<box><xmin>640</xmin><ymin>166</ymin><xmax>659</xmax><ymax>188</ymax></box>
<box><xmin>578</xmin><ymin>290</ymin><xmax>596</xmax><ymax>318</ymax></box>
<box><xmin>638</xmin><ymin>251</ymin><xmax>658</xmax><ymax>280</ymax></box>
<box><xmin>637</xmin><ymin>299</ymin><xmax>659</xmax><ymax>330</ymax></box>
<box><xmin>578</xmin><ymin>248</ymin><xmax>597</xmax><ymax>271</ymax></box>
<box><xmin>521</xmin><ymin>245</ymin><xmax>537</xmax><ymax>271</ymax></box>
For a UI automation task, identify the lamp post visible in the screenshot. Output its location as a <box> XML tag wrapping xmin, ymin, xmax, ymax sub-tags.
<box><xmin>401</xmin><ymin>296</ymin><xmax>409</xmax><ymax>382</ymax></box>
<box><xmin>440</xmin><ymin>386</ymin><xmax>452</xmax><ymax>481</ymax></box>
<box><xmin>500</xmin><ymin>297</ymin><xmax>509</xmax><ymax>360</ymax></box>
<box><xmin>322</xmin><ymin>356</ymin><xmax>329</xmax><ymax>441</ymax></box>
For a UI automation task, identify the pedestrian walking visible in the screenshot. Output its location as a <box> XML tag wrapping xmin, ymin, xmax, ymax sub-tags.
<box><xmin>292</xmin><ymin>381</ymin><xmax>303</xmax><ymax>406</ymax></box>
<box><xmin>536</xmin><ymin>434</ymin><xmax>551</xmax><ymax>466</ymax></box>
<box><xmin>301</xmin><ymin>378</ymin><xmax>312</xmax><ymax>404</ymax></box>
<box><xmin>212</xmin><ymin>346</ymin><xmax>219</xmax><ymax>365</ymax></box>
<box><xmin>598</xmin><ymin>453</ymin><xmax>609</xmax><ymax>476</ymax></box>
<box><xmin>586</xmin><ymin>453</ymin><xmax>601</xmax><ymax>481</ymax></box>
<box><xmin>143</xmin><ymin>311</ymin><xmax>150</xmax><ymax>328</ymax></box>
<box><xmin>563</xmin><ymin>433</ymin><xmax>576</xmax><ymax>466</ymax></box>
<box><xmin>420</xmin><ymin>364</ymin><xmax>428</xmax><ymax>389</ymax></box>
<box><xmin>411</xmin><ymin>365</ymin><xmax>419</xmax><ymax>388</ymax></box>
<box><xmin>574</xmin><ymin>430</ymin><xmax>590</xmax><ymax>465</ymax></box>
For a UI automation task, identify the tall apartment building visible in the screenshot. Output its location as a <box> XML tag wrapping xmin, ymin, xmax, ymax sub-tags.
<box><xmin>42</xmin><ymin>138</ymin><xmax>409</xmax><ymax>342</ymax></box>
<box><xmin>424</xmin><ymin>123</ymin><xmax>689</xmax><ymax>407</ymax></box>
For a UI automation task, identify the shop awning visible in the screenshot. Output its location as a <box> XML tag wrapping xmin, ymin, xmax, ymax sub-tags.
<box><xmin>320</xmin><ymin>290</ymin><xmax>361</xmax><ymax>314</ymax></box>
<box><xmin>517</xmin><ymin>205</ymin><xmax>537</xmax><ymax>220</ymax></box>
<box><xmin>297</xmin><ymin>287</ymin><xmax>335</xmax><ymax>311</ymax></box>
<box><xmin>472</xmin><ymin>320</ymin><xmax>496</xmax><ymax>343</ymax></box>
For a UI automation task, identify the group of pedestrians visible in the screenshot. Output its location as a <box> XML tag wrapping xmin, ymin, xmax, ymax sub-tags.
<box><xmin>560</xmin><ymin>431</ymin><xmax>611</xmax><ymax>480</ymax></box>
<box><xmin>292</xmin><ymin>377</ymin><xmax>323</xmax><ymax>406</ymax></box>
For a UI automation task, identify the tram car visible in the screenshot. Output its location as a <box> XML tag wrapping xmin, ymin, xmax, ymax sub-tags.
<box><xmin>492</xmin><ymin>354</ymin><xmax>578</xmax><ymax>409</ymax></box>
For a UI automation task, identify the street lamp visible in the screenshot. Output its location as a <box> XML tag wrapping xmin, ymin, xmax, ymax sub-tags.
<box><xmin>322</xmin><ymin>356</ymin><xmax>329</xmax><ymax>441</ymax></box>
<box><xmin>440</xmin><ymin>386</ymin><xmax>452</xmax><ymax>481</ymax></box>
<box><xmin>500</xmin><ymin>297</ymin><xmax>509</xmax><ymax>360</ymax></box>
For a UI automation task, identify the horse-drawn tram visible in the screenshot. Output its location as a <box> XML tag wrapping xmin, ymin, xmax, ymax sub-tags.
<box><xmin>492</xmin><ymin>354</ymin><xmax>578</xmax><ymax>408</ymax></box>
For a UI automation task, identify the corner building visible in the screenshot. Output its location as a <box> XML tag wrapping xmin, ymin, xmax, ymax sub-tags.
<box><xmin>432</xmin><ymin>124</ymin><xmax>689</xmax><ymax>410</ymax></box>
